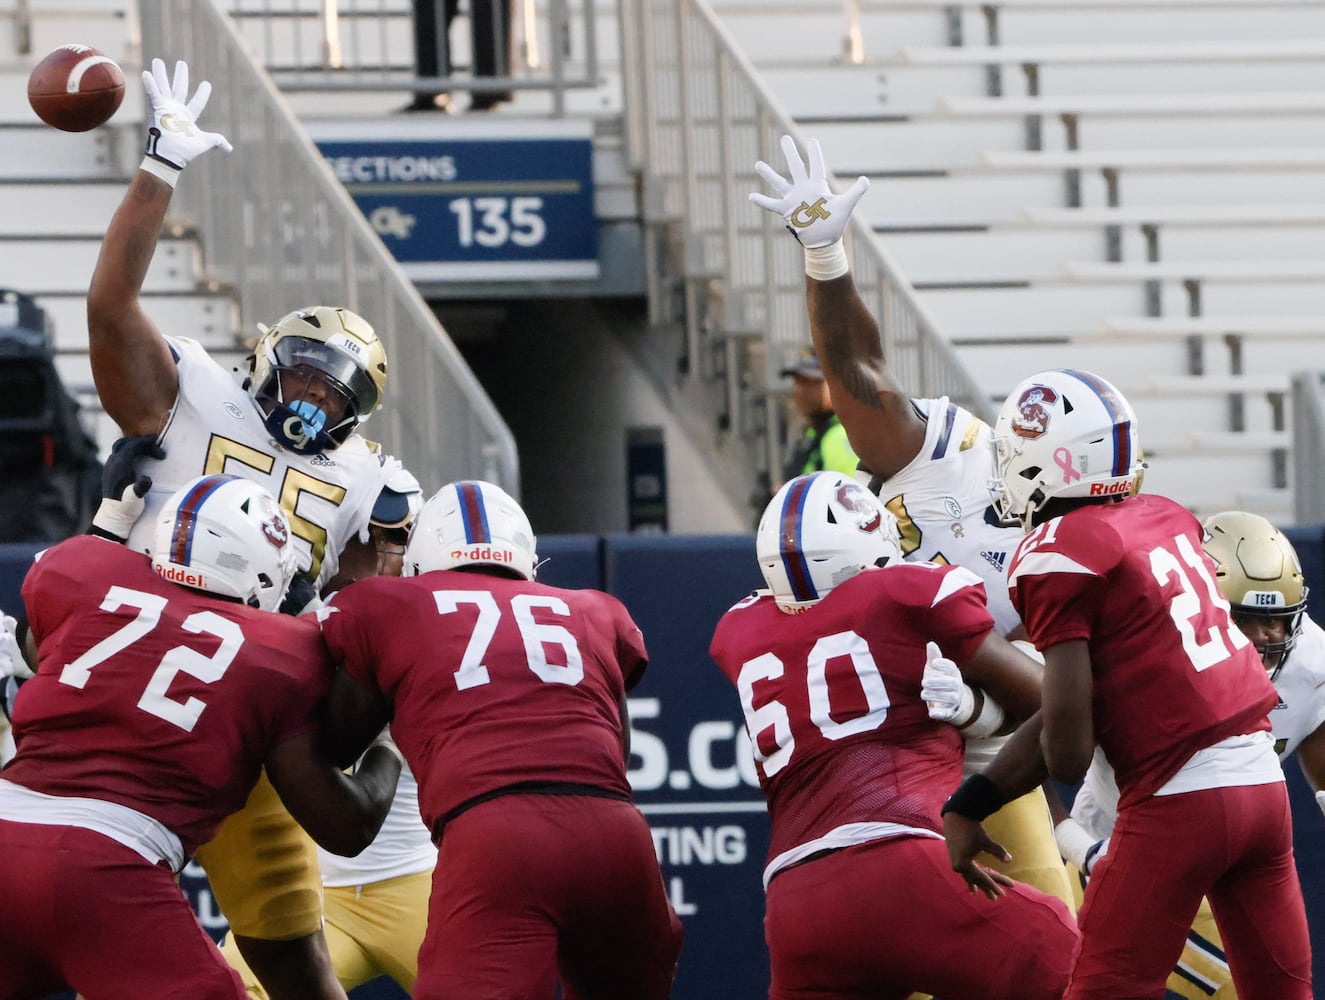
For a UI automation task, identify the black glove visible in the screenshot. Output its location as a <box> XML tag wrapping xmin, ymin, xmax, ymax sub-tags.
<box><xmin>89</xmin><ymin>435</ymin><xmax>166</xmax><ymax>542</ymax></box>
<box><xmin>279</xmin><ymin>574</ymin><xmax>322</xmax><ymax>617</ymax></box>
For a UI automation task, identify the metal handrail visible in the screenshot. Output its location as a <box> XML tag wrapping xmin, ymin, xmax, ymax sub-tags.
<box><xmin>1292</xmin><ymin>371</ymin><xmax>1325</xmax><ymax>522</ymax></box>
<box><xmin>139</xmin><ymin>0</ymin><xmax>520</xmax><ymax>496</ymax></box>
<box><xmin>221</xmin><ymin>0</ymin><xmax>598</xmax><ymax>116</ymax></box>
<box><xmin>619</xmin><ymin>0</ymin><xmax>990</xmax><ymax>457</ymax></box>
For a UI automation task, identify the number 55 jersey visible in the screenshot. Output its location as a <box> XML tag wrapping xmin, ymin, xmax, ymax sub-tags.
<box><xmin>122</xmin><ymin>337</ymin><xmax>388</xmax><ymax>591</ymax></box>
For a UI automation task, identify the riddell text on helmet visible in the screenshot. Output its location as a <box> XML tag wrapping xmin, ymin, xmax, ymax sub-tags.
<box><xmin>1089</xmin><ymin>480</ymin><xmax>1136</xmax><ymax>497</ymax></box>
<box><xmin>452</xmin><ymin>546</ymin><xmax>514</xmax><ymax>563</ymax></box>
<box><xmin>156</xmin><ymin>564</ymin><xmax>209</xmax><ymax>588</ymax></box>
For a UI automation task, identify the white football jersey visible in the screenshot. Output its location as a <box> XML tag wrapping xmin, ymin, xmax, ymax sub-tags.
<box><xmin>1268</xmin><ymin>616</ymin><xmax>1325</xmax><ymax>760</ymax></box>
<box><xmin>318</xmin><ymin>765</ymin><xmax>436</xmax><ymax>887</ymax></box>
<box><xmin>857</xmin><ymin>397</ymin><xmax>1022</xmax><ymax>637</ymax></box>
<box><xmin>858</xmin><ymin>398</ymin><xmax>1026</xmax><ymax>770</ymax></box>
<box><xmin>123</xmin><ymin>338</ymin><xmax>388</xmax><ymax>591</ymax></box>
<box><xmin>1075</xmin><ymin>616</ymin><xmax>1325</xmax><ymax>840</ymax></box>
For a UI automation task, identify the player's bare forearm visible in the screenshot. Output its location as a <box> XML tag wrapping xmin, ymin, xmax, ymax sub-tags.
<box><xmin>983</xmin><ymin>711</ymin><xmax>1050</xmax><ymax>801</ymax></box>
<box><xmin>807</xmin><ymin>274</ymin><xmax>885</xmax><ymax>405</ymax></box>
<box><xmin>87</xmin><ymin>171</ymin><xmax>178</xmax><ymax>435</ymax></box>
<box><xmin>806</xmin><ymin>274</ymin><xmax>925</xmax><ymax>479</ymax></box>
<box><xmin>268</xmin><ymin>733</ymin><xmax>401</xmax><ymax>856</ymax></box>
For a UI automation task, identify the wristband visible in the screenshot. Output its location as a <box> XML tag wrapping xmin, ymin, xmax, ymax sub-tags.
<box><xmin>941</xmin><ymin>773</ymin><xmax>1006</xmax><ymax>822</ymax></box>
<box><xmin>1053</xmin><ymin>817</ymin><xmax>1095</xmax><ymax>869</ymax></box>
<box><xmin>956</xmin><ymin>687</ymin><xmax>1006</xmax><ymax>740</ymax></box>
<box><xmin>804</xmin><ymin>240</ymin><xmax>849</xmax><ymax>281</ymax></box>
<box><xmin>1082</xmin><ymin>837</ymin><xmax>1108</xmax><ymax>874</ymax></box>
<box><xmin>139</xmin><ymin>156</ymin><xmax>180</xmax><ymax>189</ymax></box>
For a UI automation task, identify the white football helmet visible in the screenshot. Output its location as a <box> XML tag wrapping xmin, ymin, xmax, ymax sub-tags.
<box><xmin>991</xmin><ymin>369</ymin><xmax>1141</xmax><ymax>531</ymax></box>
<box><xmin>247</xmin><ymin>306</ymin><xmax>388</xmax><ymax>454</ymax></box>
<box><xmin>1203</xmin><ymin>510</ymin><xmax>1308</xmax><ymax>679</ymax></box>
<box><xmin>757</xmin><ymin>471</ymin><xmax>902</xmax><ymax>614</ymax></box>
<box><xmin>404</xmin><ymin>480</ymin><xmax>537</xmax><ymax>581</ymax></box>
<box><xmin>151</xmin><ymin>474</ymin><xmax>299</xmax><ymax>613</ymax></box>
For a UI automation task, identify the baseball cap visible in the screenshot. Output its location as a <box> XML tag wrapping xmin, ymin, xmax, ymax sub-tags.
<box><xmin>780</xmin><ymin>352</ymin><xmax>824</xmax><ymax>380</ymax></box>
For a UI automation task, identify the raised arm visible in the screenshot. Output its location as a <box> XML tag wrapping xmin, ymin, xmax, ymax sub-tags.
<box><xmin>751</xmin><ymin>135</ymin><xmax>927</xmax><ymax>479</ymax></box>
<box><xmin>86</xmin><ymin>58</ymin><xmax>232</xmax><ymax>435</ymax></box>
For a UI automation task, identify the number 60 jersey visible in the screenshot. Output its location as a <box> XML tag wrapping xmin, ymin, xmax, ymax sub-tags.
<box><xmin>710</xmin><ymin>562</ymin><xmax>994</xmax><ymax>886</ymax></box>
<box><xmin>122</xmin><ymin>338</ymin><xmax>388</xmax><ymax>591</ymax></box>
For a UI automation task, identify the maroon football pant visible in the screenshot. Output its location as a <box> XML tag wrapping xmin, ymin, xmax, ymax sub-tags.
<box><xmin>415</xmin><ymin>793</ymin><xmax>683</xmax><ymax>1000</ymax></box>
<box><xmin>1070</xmin><ymin>781</ymin><xmax>1311</xmax><ymax>999</ymax></box>
<box><xmin>764</xmin><ymin>834</ymin><xmax>1079</xmax><ymax>999</ymax></box>
<box><xmin>0</xmin><ymin>821</ymin><xmax>245</xmax><ymax>1000</ymax></box>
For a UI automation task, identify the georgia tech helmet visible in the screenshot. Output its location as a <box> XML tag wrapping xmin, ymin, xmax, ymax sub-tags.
<box><xmin>247</xmin><ymin>306</ymin><xmax>388</xmax><ymax>454</ymax></box>
<box><xmin>991</xmin><ymin>369</ymin><xmax>1141</xmax><ymax>531</ymax></box>
<box><xmin>756</xmin><ymin>471</ymin><xmax>902</xmax><ymax>614</ymax></box>
<box><xmin>151</xmin><ymin>474</ymin><xmax>299</xmax><ymax>613</ymax></box>
<box><xmin>404</xmin><ymin>480</ymin><xmax>538</xmax><ymax>581</ymax></box>
<box><xmin>1203</xmin><ymin>510</ymin><xmax>1308</xmax><ymax>679</ymax></box>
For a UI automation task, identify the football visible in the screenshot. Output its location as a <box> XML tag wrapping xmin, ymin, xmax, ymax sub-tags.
<box><xmin>27</xmin><ymin>44</ymin><xmax>126</xmax><ymax>132</ymax></box>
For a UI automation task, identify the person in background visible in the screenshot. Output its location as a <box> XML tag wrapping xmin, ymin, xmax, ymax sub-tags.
<box><xmin>1053</xmin><ymin>508</ymin><xmax>1325</xmax><ymax>999</ymax></box>
<box><xmin>943</xmin><ymin>369</ymin><xmax>1312</xmax><ymax>998</ymax></box>
<box><xmin>317</xmin><ymin>480</ymin><xmax>683</xmax><ymax>999</ymax></box>
<box><xmin>710</xmin><ymin>470</ymin><xmax>1077</xmax><ymax>998</ymax></box>
<box><xmin>86</xmin><ymin>56</ymin><xmax>397</xmax><ymax>1000</ymax></box>
<box><xmin>408</xmin><ymin>0</ymin><xmax>514</xmax><ymax>112</ymax></box>
<box><xmin>221</xmin><ymin>466</ymin><xmax>434</xmax><ymax>997</ymax></box>
<box><xmin>750</xmin><ymin>134</ymin><xmax>1077</xmax><ymax>913</ymax></box>
<box><xmin>780</xmin><ymin>351</ymin><xmax>859</xmax><ymax>484</ymax></box>
<box><xmin>0</xmin><ymin>474</ymin><xmax>400</xmax><ymax>999</ymax></box>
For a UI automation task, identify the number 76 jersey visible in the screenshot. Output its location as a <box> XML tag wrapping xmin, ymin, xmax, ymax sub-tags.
<box><xmin>1007</xmin><ymin>493</ymin><xmax>1278</xmax><ymax>808</ymax></box>
<box><xmin>320</xmin><ymin>569</ymin><xmax>648</xmax><ymax>835</ymax></box>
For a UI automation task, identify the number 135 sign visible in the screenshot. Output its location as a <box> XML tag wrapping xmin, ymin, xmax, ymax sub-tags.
<box><xmin>314</xmin><ymin>120</ymin><xmax>599</xmax><ymax>282</ymax></box>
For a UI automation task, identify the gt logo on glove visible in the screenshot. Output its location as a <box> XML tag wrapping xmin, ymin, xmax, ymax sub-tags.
<box><xmin>160</xmin><ymin>112</ymin><xmax>201</xmax><ymax>137</ymax></box>
<box><xmin>749</xmin><ymin>135</ymin><xmax>870</xmax><ymax>250</ymax></box>
<box><xmin>790</xmin><ymin>198</ymin><xmax>832</xmax><ymax>228</ymax></box>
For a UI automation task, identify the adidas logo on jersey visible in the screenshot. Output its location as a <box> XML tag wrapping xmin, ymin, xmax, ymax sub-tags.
<box><xmin>309</xmin><ymin>454</ymin><xmax>336</xmax><ymax>467</ymax></box>
<box><xmin>981</xmin><ymin>550</ymin><xmax>1007</xmax><ymax>571</ymax></box>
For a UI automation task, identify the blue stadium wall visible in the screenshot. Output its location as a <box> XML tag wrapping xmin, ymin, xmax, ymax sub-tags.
<box><xmin>4</xmin><ymin>528</ymin><xmax>1324</xmax><ymax>1000</ymax></box>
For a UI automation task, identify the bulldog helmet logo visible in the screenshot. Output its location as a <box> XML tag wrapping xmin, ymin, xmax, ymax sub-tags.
<box><xmin>1012</xmin><ymin>385</ymin><xmax>1059</xmax><ymax>440</ymax></box>
<box><xmin>835</xmin><ymin>482</ymin><xmax>883</xmax><ymax>533</ymax></box>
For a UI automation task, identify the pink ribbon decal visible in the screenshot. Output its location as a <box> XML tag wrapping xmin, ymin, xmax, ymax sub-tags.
<box><xmin>1054</xmin><ymin>447</ymin><xmax>1081</xmax><ymax>484</ymax></box>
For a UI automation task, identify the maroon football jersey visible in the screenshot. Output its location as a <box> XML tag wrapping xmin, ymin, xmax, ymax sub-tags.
<box><xmin>1007</xmin><ymin>494</ymin><xmax>1279</xmax><ymax>807</ymax></box>
<box><xmin>709</xmin><ymin>562</ymin><xmax>994</xmax><ymax>863</ymax></box>
<box><xmin>321</xmin><ymin>571</ymin><xmax>647</xmax><ymax>834</ymax></box>
<box><xmin>12</xmin><ymin>535</ymin><xmax>331</xmax><ymax>855</ymax></box>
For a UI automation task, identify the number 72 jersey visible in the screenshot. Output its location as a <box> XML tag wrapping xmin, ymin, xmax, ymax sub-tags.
<box><xmin>1007</xmin><ymin>493</ymin><xmax>1279</xmax><ymax>807</ymax></box>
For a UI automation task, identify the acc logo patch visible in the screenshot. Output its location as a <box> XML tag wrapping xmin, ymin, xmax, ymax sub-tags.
<box><xmin>223</xmin><ymin>401</ymin><xmax>246</xmax><ymax>420</ymax></box>
<box><xmin>835</xmin><ymin>482</ymin><xmax>883</xmax><ymax>533</ymax></box>
<box><xmin>1011</xmin><ymin>385</ymin><xmax>1058</xmax><ymax>440</ymax></box>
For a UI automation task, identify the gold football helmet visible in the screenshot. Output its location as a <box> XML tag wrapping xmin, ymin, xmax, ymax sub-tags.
<box><xmin>247</xmin><ymin>306</ymin><xmax>388</xmax><ymax>454</ymax></box>
<box><xmin>1203</xmin><ymin>510</ymin><xmax>1308</xmax><ymax>679</ymax></box>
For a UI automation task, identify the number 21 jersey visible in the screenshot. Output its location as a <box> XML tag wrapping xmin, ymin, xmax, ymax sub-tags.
<box><xmin>1008</xmin><ymin>494</ymin><xmax>1278</xmax><ymax>807</ymax></box>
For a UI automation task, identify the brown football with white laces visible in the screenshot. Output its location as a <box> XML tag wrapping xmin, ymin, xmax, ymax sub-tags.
<box><xmin>28</xmin><ymin>44</ymin><xmax>126</xmax><ymax>132</ymax></box>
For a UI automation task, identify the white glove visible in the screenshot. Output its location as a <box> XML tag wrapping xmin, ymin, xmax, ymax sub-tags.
<box><xmin>750</xmin><ymin>135</ymin><xmax>870</xmax><ymax>249</ymax></box>
<box><xmin>0</xmin><ymin>615</ymin><xmax>25</xmax><ymax>682</ymax></box>
<box><xmin>1054</xmin><ymin>817</ymin><xmax>1109</xmax><ymax>876</ymax></box>
<box><xmin>141</xmin><ymin>58</ymin><xmax>232</xmax><ymax>184</ymax></box>
<box><xmin>921</xmin><ymin>641</ymin><xmax>973</xmax><ymax>724</ymax></box>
